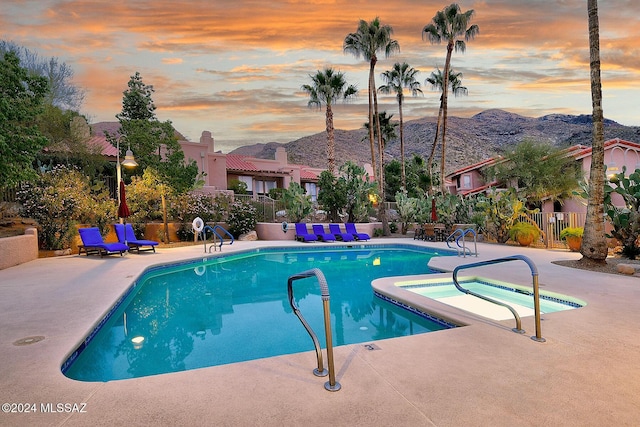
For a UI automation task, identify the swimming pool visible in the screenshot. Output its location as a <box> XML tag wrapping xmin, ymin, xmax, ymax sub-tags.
<box><xmin>63</xmin><ymin>245</ymin><xmax>455</xmax><ymax>381</ymax></box>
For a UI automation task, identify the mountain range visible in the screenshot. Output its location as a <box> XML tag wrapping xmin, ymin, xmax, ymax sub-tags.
<box><xmin>230</xmin><ymin>109</ymin><xmax>640</xmax><ymax>173</ymax></box>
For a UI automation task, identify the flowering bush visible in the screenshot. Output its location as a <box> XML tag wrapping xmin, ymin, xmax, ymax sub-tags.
<box><xmin>227</xmin><ymin>200</ymin><xmax>257</xmax><ymax>237</ymax></box>
<box><xmin>17</xmin><ymin>165</ymin><xmax>116</xmax><ymax>250</ymax></box>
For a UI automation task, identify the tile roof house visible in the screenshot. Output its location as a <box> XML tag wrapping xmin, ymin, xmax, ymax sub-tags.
<box><xmin>89</xmin><ymin>123</ymin><xmax>324</xmax><ymax>199</ymax></box>
<box><xmin>445</xmin><ymin>138</ymin><xmax>640</xmax><ymax>214</ymax></box>
<box><xmin>179</xmin><ymin>131</ymin><xmax>324</xmax><ymax>199</ymax></box>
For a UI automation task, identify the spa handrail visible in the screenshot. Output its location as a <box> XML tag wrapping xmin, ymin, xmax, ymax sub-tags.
<box><xmin>287</xmin><ymin>268</ymin><xmax>341</xmax><ymax>392</ymax></box>
<box><xmin>452</xmin><ymin>255</ymin><xmax>545</xmax><ymax>342</ymax></box>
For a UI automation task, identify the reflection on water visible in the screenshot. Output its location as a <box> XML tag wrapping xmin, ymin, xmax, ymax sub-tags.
<box><xmin>65</xmin><ymin>247</ymin><xmax>449</xmax><ymax>381</ymax></box>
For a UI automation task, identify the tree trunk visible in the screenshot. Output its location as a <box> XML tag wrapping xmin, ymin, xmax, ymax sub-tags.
<box><xmin>161</xmin><ymin>191</ymin><xmax>169</xmax><ymax>244</ymax></box>
<box><xmin>367</xmin><ymin>61</ymin><xmax>377</xmax><ymax>182</ymax></box>
<box><xmin>371</xmin><ymin>58</ymin><xmax>389</xmax><ymax>236</ymax></box>
<box><xmin>399</xmin><ymin>94</ymin><xmax>406</xmax><ymax>191</ymax></box>
<box><xmin>440</xmin><ymin>41</ymin><xmax>454</xmax><ymax>194</ymax></box>
<box><xmin>427</xmin><ymin>95</ymin><xmax>444</xmax><ymax>194</ymax></box>
<box><xmin>581</xmin><ymin>0</ymin><xmax>608</xmax><ymax>263</ymax></box>
<box><xmin>326</xmin><ymin>104</ymin><xmax>335</xmax><ymax>175</ymax></box>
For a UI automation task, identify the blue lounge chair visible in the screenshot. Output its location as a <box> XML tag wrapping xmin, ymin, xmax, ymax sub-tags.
<box><xmin>329</xmin><ymin>223</ymin><xmax>355</xmax><ymax>242</ymax></box>
<box><xmin>345</xmin><ymin>223</ymin><xmax>370</xmax><ymax>241</ymax></box>
<box><xmin>294</xmin><ymin>223</ymin><xmax>318</xmax><ymax>242</ymax></box>
<box><xmin>78</xmin><ymin>227</ymin><xmax>129</xmax><ymax>257</ymax></box>
<box><xmin>114</xmin><ymin>223</ymin><xmax>158</xmax><ymax>253</ymax></box>
<box><xmin>312</xmin><ymin>224</ymin><xmax>336</xmax><ymax>242</ymax></box>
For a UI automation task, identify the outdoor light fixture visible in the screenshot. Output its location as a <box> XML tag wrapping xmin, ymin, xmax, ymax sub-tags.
<box><xmin>116</xmin><ymin>139</ymin><xmax>138</xmax><ymax>204</ymax></box>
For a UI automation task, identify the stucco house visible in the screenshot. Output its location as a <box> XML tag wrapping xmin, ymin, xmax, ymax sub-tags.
<box><xmin>91</xmin><ymin>124</ymin><xmax>325</xmax><ymax>200</ymax></box>
<box><xmin>179</xmin><ymin>131</ymin><xmax>324</xmax><ymax>200</ymax></box>
<box><xmin>446</xmin><ymin>138</ymin><xmax>640</xmax><ymax>214</ymax></box>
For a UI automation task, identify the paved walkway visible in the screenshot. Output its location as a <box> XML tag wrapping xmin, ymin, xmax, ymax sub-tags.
<box><xmin>0</xmin><ymin>239</ymin><xmax>638</xmax><ymax>426</ymax></box>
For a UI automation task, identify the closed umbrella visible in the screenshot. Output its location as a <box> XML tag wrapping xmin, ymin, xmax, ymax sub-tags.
<box><xmin>431</xmin><ymin>198</ymin><xmax>438</xmax><ymax>222</ymax></box>
<box><xmin>118</xmin><ymin>180</ymin><xmax>131</xmax><ymax>243</ymax></box>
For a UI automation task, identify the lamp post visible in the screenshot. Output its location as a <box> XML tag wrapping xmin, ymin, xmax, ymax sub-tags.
<box><xmin>116</xmin><ymin>138</ymin><xmax>138</xmax><ymax>208</ymax></box>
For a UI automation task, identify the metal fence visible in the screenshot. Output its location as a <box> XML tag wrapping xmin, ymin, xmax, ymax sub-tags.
<box><xmin>233</xmin><ymin>194</ymin><xmax>279</xmax><ymax>222</ymax></box>
<box><xmin>525</xmin><ymin>212</ymin><xmax>586</xmax><ymax>249</ymax></box>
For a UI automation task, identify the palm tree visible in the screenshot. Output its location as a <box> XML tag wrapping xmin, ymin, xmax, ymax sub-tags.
<box><xmin>581</xmin><ymin>0</ymin><xmax>608</xmax><ymax>264</ymax></box>
<box><xmin>344</xmin><ymin>17</ymin><xmax>400</xmax><ymax>235</ymax></box>
<box><xmin>379</xmin><ymin>62</ymin><xmax>422</xmax><ymax>191</ymax></box>
<box><xmin>423</xmin><ymin>3</ymin><xmax>479</xmax><ymax>192</ymax></box>
<box><xmin>425</xmin><ymin>67</ymin><xmax>467</xmax><ymax>179</ymax></box>
<box><xmin>301</xmin><ymin>68</ymin><xmax>358</xmax><ymax>175</ymax></box>
<box><xmin>364</xmin><ymin>111</ymin><xmax>398</xmax><ymax>171</ymax></box>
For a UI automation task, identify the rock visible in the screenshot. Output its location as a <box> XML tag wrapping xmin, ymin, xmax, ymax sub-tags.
<box><xmin>616</xmin><ymin>263</ymin><xmax>638</xmax><ymax>275</ymax></box>
<box><xmin>239</xmin><ymin>231</ymin><xmax>258</xmax><ymax>241</ymax></box>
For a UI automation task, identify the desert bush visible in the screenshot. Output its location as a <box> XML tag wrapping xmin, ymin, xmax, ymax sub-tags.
<box><xmin>227</xmin><ymin>200</ymin><xmax>257</xmax><ymax>237</ymax></box>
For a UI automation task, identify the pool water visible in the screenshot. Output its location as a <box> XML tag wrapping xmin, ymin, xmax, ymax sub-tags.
<box><xmin>402</xmin><ymin>278</ymin><xmax>584</xmax><ymax>321</ymax></box>
<box><xmin>63</xmin><ymin>245</ymin><xmax>453</xmax><ymax>381</ymax></box>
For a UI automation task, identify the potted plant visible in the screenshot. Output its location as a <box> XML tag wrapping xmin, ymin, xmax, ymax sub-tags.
<box><xmin>508</xmin><ymin>221</ymin><xmax>541</xmax><ymax>247</ymax></box>
<box><xmin>560</xmin><ymin>226</ymin><xmax>584</xmax><ymax>252</ymax></box>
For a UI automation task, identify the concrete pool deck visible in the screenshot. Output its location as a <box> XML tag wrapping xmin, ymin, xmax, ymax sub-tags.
<box><xmin>0</xmin><ymin>238</ymin><xmax>638</xmax><ymax>426</ymax></box>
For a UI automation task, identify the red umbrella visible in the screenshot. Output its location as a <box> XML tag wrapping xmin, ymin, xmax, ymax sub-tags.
<box><xmin>431</xmin><ymin>198</ymin><xmax>438</xmax><ymax>222</ymax></box>
<box><xmin>118</xmin><ymin>180</ymin><xmax>131</xmax><ymax>243</ymax></box>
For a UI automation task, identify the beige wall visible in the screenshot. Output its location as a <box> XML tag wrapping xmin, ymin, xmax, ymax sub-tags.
<box><xmin>0</xmin><ymin>228</ymin><xmax>38</xmax><ymax>270</ymax></box>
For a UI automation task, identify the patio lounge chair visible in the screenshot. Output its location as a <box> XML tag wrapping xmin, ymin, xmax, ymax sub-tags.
<box><xmin>78</xmin><ymin>227</ymin><xmax>130</xmax><ymax>257</ymax></box>
<box><xmin>294</xmin><ymin>223</ymin><xmax>318</xmax><ymax>242</ymax></box>
<box><xmin>345</xmin><ymin>223</ymin><xmax>370</xmax><ymax>241</ymax></box>
<box><xmin>312</xmin><ymin>224</ymin><xmax>336</xmax><ymax>242</ymax></box>
<box><xmin>329</xmin><ymin>223</ymin><xmax>355</xmax><ymax>242</ymax></box>
<box><xmin>114</xmin><ymin>223</ymin><xmax>158</xmax><ymax>253</ymax></box>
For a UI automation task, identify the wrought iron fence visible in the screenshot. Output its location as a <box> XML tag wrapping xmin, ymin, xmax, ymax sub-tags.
<box><xmin>233</xmin><ymin>194</ymin><xmax>278</xmax><ymax>222</ymax></box>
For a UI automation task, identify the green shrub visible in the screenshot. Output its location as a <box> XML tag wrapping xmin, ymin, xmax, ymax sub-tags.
<box><xmin>17</xmin><ymin>165</ymin><xmax>115</xmax><ymax>250</ymax></box>
<box><xmin>508</xmin><ymin>221</ymin><xmax>541</xmax><ymax>243</ymax></box>
<box><xmin>559</xmin><ymin>227</ymin><xmax>584</xmax><ymax>240</ymax></box>
<box><xmin>227</xmin><ymin>200</ymin><xmax>257</xmax><ymax>237</ymax></box>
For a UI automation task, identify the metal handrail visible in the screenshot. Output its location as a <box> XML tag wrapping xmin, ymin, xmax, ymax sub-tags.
<box><xmin>213</xmin><ymin>224</ymin><xmax>234</xmax><ymax>247</ymax></box>
<box><xmin>287</xmin><ymin>268</ymin><xmax>341</xmax><ymax>392</ymax></box>
<box><xmin>452</xmin><ymin>255</ymin><xmax>545</xmax><ymax>342</ymax></box>
<box><xmin>447</xmin><ymin>228</ymin><xmax>478</xmax><ymax>257</ymax></box>
<box><xmin>201</xmin><ymin>225</ymin><xmax>234</xmax><ymax>252</ymax></box>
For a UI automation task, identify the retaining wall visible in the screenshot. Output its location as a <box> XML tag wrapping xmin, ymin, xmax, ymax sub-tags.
<box><xmin>0</xmin><ymin>228</ymin><xmax>38</xmax><ymax>270</ymax></box>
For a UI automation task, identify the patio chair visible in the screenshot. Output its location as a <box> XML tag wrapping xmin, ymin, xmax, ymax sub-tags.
<box><xmin>312</xmin><ymin>224</ymin><xmax>336</xmax><ymax>242</ymax></box>
<box><xmin>114</xmin><ymin>223</ymin><xmax>158</xmax><ymax>253</ymax></box>
<box><xmin>78</xmin><ymin>227</ymin><xmax>129</xmax><ymax>257</ymax></box>
<box><xmin>294</xmin><ymin>223</ymin><xmax>318</xmax><ymax>242</ymax></box>
<box><xmin>345</xmin><ymin>223</ymin><xmax>370</xmax><ymax>241</ymax></box>
<box><xmin>329</xmin><ymin>223</ymin><xmax>355</xmax><ymax>242</ymax></box>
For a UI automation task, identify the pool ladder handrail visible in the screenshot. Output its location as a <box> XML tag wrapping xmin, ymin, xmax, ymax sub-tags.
<box><xmin>287</xmin><ymin>268</ymin><xmax>341</xmax><ymax>392</ymax></box>
<box><xmin>201</xmin><ymin>225</ymin><xmax>234</xmax><ymax>252</ymax></box>
<box><xmin>446</xmin><ymin>228</ymin><xmax>478</xmax><ymax>257</ymax></box>
<box><xmin>452</xmin><ymin>254</ymin><xmax>545</xmax><ymax>343</ymax></box>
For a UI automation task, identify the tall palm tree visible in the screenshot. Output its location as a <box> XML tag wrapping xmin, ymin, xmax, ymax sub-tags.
<box><xmin>379</xmin><ymin>62</ymin><xmax>422</xmax><ymax>191</ymax></box>
<box><xmin>344</xmin><ymin>17</ymin><xmax>400</xmax><ymax>235</ymax></box>
<box><xmin>425</xmin><ymin>67</ymin><xmax>467</xmax><ymax>179</ymax></box>
<box><xmin>301</xmin><ymin>67</ymin><xmax>358</xmax><ymax>175</ymax></box>
<box><xmin>581</xmin><ymin>0</ymin><xmax>608</xmax><ymax>264</ymax></box>
<box><xmin>423</xmin><ymin>3</ymin><xmax>479</xmax><ymax>192</ymax></box>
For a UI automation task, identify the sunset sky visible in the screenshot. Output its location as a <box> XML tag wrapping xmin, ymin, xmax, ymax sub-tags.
<box><xmin>3</xmin><ymin>0</ymin><xmax>639</xmax><ymax>152</ymax></box>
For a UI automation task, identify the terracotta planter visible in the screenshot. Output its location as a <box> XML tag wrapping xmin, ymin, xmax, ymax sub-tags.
<box><xmin>566</xmin><ymin>236</ymin><xmax>582</xmax><ymax>252</ymax></box>
<box><xmin>517</xmin><ymin>235</ymin><xmax>534</xmax><ymax>247</ymax></box>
